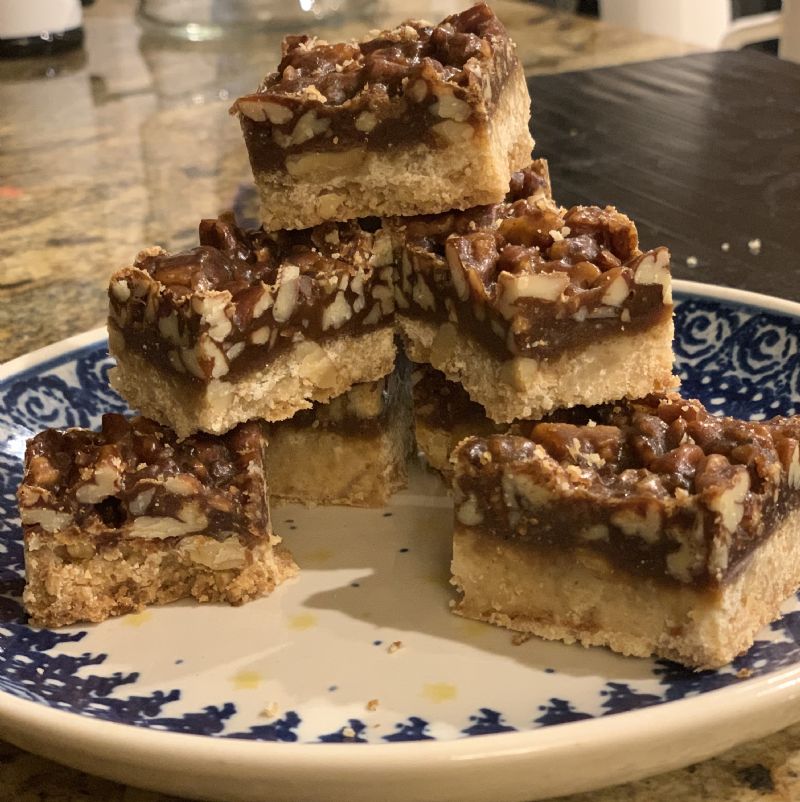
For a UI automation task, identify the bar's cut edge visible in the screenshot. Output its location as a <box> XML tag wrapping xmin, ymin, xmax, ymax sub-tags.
<box><xmin>109</xmin><ymin>325</ymin><xmax>397</xmax><ymax>438</ymax></box>
<box><xmin>398</xmin><ymin>315</ymin><xmax>677</xmax><ymax>424</ymax></box>
<box><xmin>253</xmin><ymin>65</ymin><xmax>533</xmax><ymax>230</ymax></box>
<box><xmin>451</xmin><ymin>504</ymin><xmax>800</xmax><ymax>669</ymax></box>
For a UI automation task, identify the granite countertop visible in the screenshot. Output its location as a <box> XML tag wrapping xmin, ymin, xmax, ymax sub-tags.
<box><xmin>2</xmin><ymin>1</ymin><xmax>799</xmax><ymax>800</ymax></box>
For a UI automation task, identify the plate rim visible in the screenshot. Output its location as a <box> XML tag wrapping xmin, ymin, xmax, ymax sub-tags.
<box><xmin>2</xmin><ymin>278</ymin><xmax>800</xmax><ymax>787</ymax></box>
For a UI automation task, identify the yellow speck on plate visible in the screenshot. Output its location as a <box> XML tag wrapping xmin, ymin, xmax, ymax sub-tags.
<box><xmin>422</xmin><ymin>682</ymin><xmax>457</xmax><ymax>703</ymax></box>
<box><xmin>300</xmin><ymin>548</ymin><xmax>333</xmax><ymax>564</ymax></box>
<box><xmin>122</xmin><ymin>611</ymin><xmax>152</xmax><ymax>627</ymax></box>
<box><xmin>458</xmin><ymin>619</ymin><xmax>488</xmax><ymax>638</ymax></box>
<box><xmin>288</xmin><ymin>613</ymin><xmax>317</xmax><ymax>631</ymax></box>
<box><xmin>232</xmin><ymin>670</ymin><xmax>264</xmax><ymax>690</ymax></box>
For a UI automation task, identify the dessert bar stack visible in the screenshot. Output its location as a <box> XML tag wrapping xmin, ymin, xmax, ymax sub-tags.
<box><xmin>16</xmin><ymin>2</ymin><xmax>800</xmax><ymax>673</ymax></box>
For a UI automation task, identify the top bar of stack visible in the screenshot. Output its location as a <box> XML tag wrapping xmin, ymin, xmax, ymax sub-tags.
<box><xmin>230</xmin><ymin>3</ymin><xmax>533</xmax><ymax>230</ymax></box>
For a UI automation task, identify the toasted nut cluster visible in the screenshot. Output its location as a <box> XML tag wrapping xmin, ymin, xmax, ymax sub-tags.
<box><xmin>394</xmin><ymin>164</ymin><xmax>671</xmax><ymax>359</ymax></box>
<box><xmin>108</xmin><ymin>214</ymin><xmax>394</xmax><ymax>383</ymax></box>
<box><xmin>231</xmin><ymin>4</ymin><xmax>518</xmax><ymax>165</ymax></box>
<box><xmin>453</xmin><ymin>395</ymin><xmax>800</xmax><ymax>586</ymax></box>
<box><xmin>17</xmin><ymin>414</ymin><xmax>270</xmax><ymax>545</ymax></box>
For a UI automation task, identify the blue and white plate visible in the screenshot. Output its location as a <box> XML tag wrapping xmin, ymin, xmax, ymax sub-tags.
<box><xmin>1</xmin><ymin>281</ymin><xmax>800</xmax><ymax>802</ymax></box>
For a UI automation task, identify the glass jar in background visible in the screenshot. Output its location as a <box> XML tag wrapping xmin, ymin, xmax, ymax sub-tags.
<box><xmin>137</xmin><ymin>0</ymin><xmax>363</xmax><ymax>41</ymax></box>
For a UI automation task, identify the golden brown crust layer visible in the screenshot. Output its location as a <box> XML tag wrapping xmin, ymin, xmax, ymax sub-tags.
<box><xmin>399</xmin><ymin>315</ymin><xmax>677</xmax><ymax>423</ymax></box>
<box><xmin>451</xmin><ymin>507</ymin><xmax>800</xmax><ymax>669</ymax></box>
<box><xmin>267</xmin><ymin>367</ymin><xmax>414</xmax><ymax>506</ymax></box>
<box><xmin>109</xmin><ymin>325</ymin><xmax>397</xmax><ymax>438</ymax></box>
<box><xmin>24</xmin><ymin>533</ymin><xmax>297</xmax><ymax>628</ymax></box>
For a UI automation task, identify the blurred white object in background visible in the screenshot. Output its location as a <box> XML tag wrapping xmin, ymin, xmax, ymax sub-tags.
<box><xmin>781</xmin><ymin>0</ymin><xmax>800</xmax><ymax>61</ymax></box>
<box><xmin>599</xmin><ymin>0</ymin><xmax>782</xmax><ymax>50</ymax></box>
<box><xmin>0</xmin><ymin>0</ymin><xmax>82</xmax><ymax>39</ymax></box>
<box><xmin>0</xmin><ymin>0</ymin><xmax>83</xmax><ymax>56</ymax></box>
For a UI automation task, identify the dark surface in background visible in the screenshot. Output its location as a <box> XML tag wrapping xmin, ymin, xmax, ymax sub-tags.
<box><xmin>530</xmin><ymin>50</ymin><xmax>800</xmax><ymax>299</ymax></box>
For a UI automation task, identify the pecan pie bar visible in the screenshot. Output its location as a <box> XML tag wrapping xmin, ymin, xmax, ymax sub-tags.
<box><xmin>394</xmin><ymin>181</ymin><xmax>676</xmax><ymax>423</ymax></box>
<box><xmin>18</xmin><ymin>415</ymin><xmax>296</xmax><ymax>628</ymax></box>
<box><xmin>451</xmin><ymin>395</ymin><xmax>800</xmax><ymax>668</ymax></box>
<box><xmin>231</xmin><ymin>3</ymin><xmax>533</xmax><ymax>230</ymax></box>
<box><xmin>267</xmin><ymin>359</ymin><xmax>413</xmax><ymax>507</ymax></box>
<box><xmin>412</xmin><ymin>364</ymin><xmax>506</xmax><ymax>479</ymax></box>
<box><xmin>108</xmin><ymin>214</ymin><xmax>396</xmax><ymax>438</ymax></box>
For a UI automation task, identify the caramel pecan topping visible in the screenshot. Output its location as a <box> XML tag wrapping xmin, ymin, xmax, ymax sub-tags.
<box><xmin>504</xmin><ymin>395</ymin><xmax>793</xmax><ymax>498</ymax></box>
<box><xmin>241</xmin><ymin>4</ymin><xmax>505</xmax><ymax>107</ymax></box>
<box><xmin>109</xmin><ymin>213</ymin><xmax>394</xmax><ymax>383</ymax></box>
<box><xmin>18</xmin><ymin>415</ymin><xmax>269</xmax><ymax>542</ymax></box>
<box><xmin>395</xmin><ymin>163</ymin><xmax>671</xmax><ymax>360</ymax></box>
<box><xmin>453</xmin><ymin>396</ymin><xmax>800</xmax><ymax>587</ymax></box>
<box><xmin>231</xmin><ymin>4</ymin><xmax>520</xmax><ymax>167</ymax></box>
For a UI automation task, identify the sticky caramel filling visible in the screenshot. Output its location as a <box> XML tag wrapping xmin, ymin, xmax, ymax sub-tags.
<box><xmin>453</xmin><ymin>395</ymin><xmax>800</xmax><ymax>588</ymax></box>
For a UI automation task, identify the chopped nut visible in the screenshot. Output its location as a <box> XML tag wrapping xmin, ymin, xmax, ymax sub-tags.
<box><xmin>19</xmin><ymin>508</ymin><xmax>74</xmax><ymax>532</ymax></box>
<box><xmin>355</xmin><ymin>111</ymin><xmax>378</xmax><ymax>132</ymax></box>
<box><xmin>164</xmin><ymin>474</ymin><xmax>203</xmax><ymax>497</ymax></box>
<box><xmin>252</xmin><ymin>288</ymin><xmax>274</xmax><ymax>319</ymax></box>
<box><xmin>408</xmin><ymin>78</ymin><xmax>428</xmax><ymax>103</ymax></box>
<box><xmin>75</xmin><ymin>457</ymin><xmax>122</xmax><ymax>505</ymax></box>
<box><xmin>250</xmin><ymin>325</ymin><xmax>270</xmax><ymax>345</ymax></box>
<box><xmin>387</xmin><ymin>640</ymin><xmax>403</xmax><ymax>654</ymax></box>
<box><xmin>366</xmin><ymin>699</ymin><xmax>380</xmax><ymax>711</ymax></box>
<box><xmin>412</xmin><ymin>278</ymin><xmax>436</xmax><ymax>312</ymax></box>
<box><xmin>199</xmin><ymin>335</ymin><xmax>229</xmax><ymax>379</ymax></box>
<box><xmin>273</xmin><ymin>109</ymin><xmax>329</xmax><ymax>147</ymax></box>
<box><xmin>321</xmin><ymin>291</ymin><xmax>353</xmax><ymax>331</ymax></box>
<box><xmin>601</xmin><ymin>274</ymin><xmax>630</xmax><ymax>307</ymax></box>
<box><xmin>272</xmin><ymin>264</ymin><xmax>300</xmax><ymax>323</ymax></box>
<box><xmin>111</xmin><ymin>279</ymin><xmax>131</xmax><ymax>303</ymax></box>
<box><xmin>28</xmin><ymin>455</ymin><xmax>60</xmax><ymax>487</ymax></box>
<box><xmin>706</xmin><ymin>468</ymin><xmax>749</xmax><ymax>533</ymax></box>
<box><xmin>431</xmin><ymin>89</ymin><xmax>471</xmax><ymax>122</ymax></box>
<box><xmin>632</xmin><ymin>248</ymin><xmax>672</xmax><ymax>303</ymax></box>
<box><xmin>194</xmin><ymin>295</ymin><xmax>233</xmax><ymax>342</ymax></box>
<box><xmin>498</xmin><ymin>271</ymin><xmax>570</xmax><ymax>313</ymax></box>
<box><xmin>610</xmin><ymin>504</ymin><xmax>661</xmax><ymax>544</ymax></box>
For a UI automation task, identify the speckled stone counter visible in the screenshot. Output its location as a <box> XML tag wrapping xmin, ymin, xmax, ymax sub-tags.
<box><xmin>4</xmin><ymin>2</ymin><xmax>800</xmax><ymax>801</ymax></box>
<box><xmin>0</xmin><ymin>0</ymin><xmax>698</xmax><ymax>363</ymax></box>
